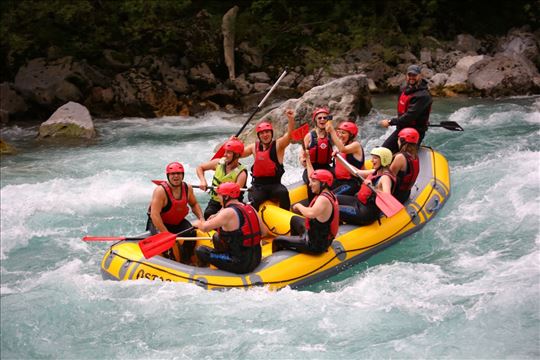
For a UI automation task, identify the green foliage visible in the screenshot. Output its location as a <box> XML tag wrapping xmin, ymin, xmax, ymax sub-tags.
<box><xmin>0</xmin><ymin>0</ymin><xmax>537</xmax><ymax>81</ymax></box>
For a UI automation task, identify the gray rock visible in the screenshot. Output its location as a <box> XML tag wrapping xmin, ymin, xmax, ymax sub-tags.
<box><xmin>420</xmin><ymin>48</ymin><xmax>432</xmax><ymax>64</ymax></box>
<box><xmin>38</xmin><ymin>102</ymin><xmax>95</xmax><ymax>139</ymax></box>
<box><xmin>445</xmin><ymin>55</ymin><xmax>486</xmax><ymax>91</ymax></box>
<box><xmin>0</xmin><ymin>83</ymin><xmax>27</xmax><ymax>120</ymax></box>
<box><xmin>247</xmin><ymin>72</ymin><xmax>270</xmax><ymax>83</ymax></box>
<box><xmin>252</xmin><ymin>82</ymin><xmax>271</xmax><ymax>92</ymax></box>
<box><xmin>233</xmin><ymin>74</ymin><xmax>253</xmax><ymax>95</ymax></box>
<box><xmin>455</xmin><ymin>34</ymin><xmax>481</xmax><ymax>53</ymax></box>
<box><xmin>468</xmin><ymin>53</ymin><xmax>540</xmax><ymax>96</ymax></box>
<box><xmin>498</xmin><ymin>28</ymin><xmax>539</xmax><ymax>63</ymax></box>
<box><xmin>188</xmin><ymin>63</ymin><xmax>216</xmax><ymax>86</ymax></box>
<box><xmin>243</xmin><ymin>75</ymin><xmax>372</xmax><ymax>141</ymax></box>
<box><xmin>429</xmin><ymin>73</ymin><xmax>449</xmax><ymax>87</ymax></box>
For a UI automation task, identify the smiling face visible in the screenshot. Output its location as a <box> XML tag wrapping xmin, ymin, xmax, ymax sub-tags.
<box><xmin>257</xmin><ymin>129</ymin><xmax>273</xmax><ymax>145</ymax></box>
<box><xmin>336</xmin><ymin>129</ymin><xmax>351</xmax><ymax>144</ymax></box>
<box><xmin>315</xmin><ymin>113</ymin><xmax>329</xmax><ymax>129</ymax></box>
<box><xmin>406</xmin><ymin>72</ymin><xmax>421</xmax><ymax>86</ymax></box>
<box><xmin>371</xmin><ymin>155</ymin><xmax>381</xmax><ymax>170</ymax></box>
<box><xmin>309</xmin><ymin>178</ymin><xmax>321</xmax><ymax>195</ymax></box>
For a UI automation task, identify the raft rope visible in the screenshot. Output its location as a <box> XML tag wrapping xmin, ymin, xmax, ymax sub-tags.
<box><xmin>108</xmin><ymin>148</ymin><xmax>440</xmax><ymax>289</ymax></box>
<box><xmin>260</xmin><ymin>205</ymin><xmax>291</xmax><ymax>236</ymax></box>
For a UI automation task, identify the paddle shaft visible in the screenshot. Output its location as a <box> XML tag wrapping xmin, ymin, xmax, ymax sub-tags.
<box><xmin>334</xmin><ymin>153</ymin><xmax>403</xmax><ymax>217</ymax></box>
<box><xmin>191</xmin><ymin>184</ymin><xmax>249</xmax><ymax>191</ymax></box>
<box><xmin>234</xmin><ymin>69</ymin><xmax>288</xmax><ymax>137</ymax></box>
<box><xmin>176</xmin><ymin>236</ymin><xmax>213</xmax><ymax>241</ymax></box>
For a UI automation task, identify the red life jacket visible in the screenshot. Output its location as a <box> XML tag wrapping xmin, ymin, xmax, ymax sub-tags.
<box><xmin>218</xmin><ymin>203</ymin><xmax>262</xmax><ymax>247</ymax></box>
<box><xmin>397</xmin><ymin>152</ymin><xmax>419</xmax><ymax>191</ymax></box>
<box><xmin>308</xmin><ymin>130</ymin><xmax>333</xmax><ymax>166</ymax></box>
<box><xmin>397</xmin><ymin>91</ymin><xmax>413</xmax><ymax>116</ymax></box>
<box><xmin>251</xmin><ymin>141</ymin><xmax>284</xmax><ymax>184</ymax></box>
<box><xmin>397</xmin><ymin>89</ymin><xmax>432</xmax><ymax>128</ymax></box>
<box><xmin>334</xmin><ymin>151</ymin><xmax>364</xmax><ymax>180</ymax></box>
<box><xmin>155</xmin><ymin>181</ymin><xmax>189</xmax><ymax>225</ymax></box>
<box><xmin>357</xmin><ymin>170</ymin><xmax>396</xmax><ymax>205</ymax></box>
<box><xmin>305</xmin><ymin>190</ymin><xmax>339</xmax><ymax>241</ymax></box>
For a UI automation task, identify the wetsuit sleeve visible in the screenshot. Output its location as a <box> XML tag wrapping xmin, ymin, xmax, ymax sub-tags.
<box><xmin>390</xmin><ymin>92</ymin><xmax>432</xmax><ymax>127</ymax></box>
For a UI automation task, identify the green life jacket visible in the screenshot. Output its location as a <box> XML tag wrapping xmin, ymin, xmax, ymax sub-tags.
<box><xmin>210</xmin><ymin>162</ymin><xmax>247</xmax><ymax>201</ymax></box>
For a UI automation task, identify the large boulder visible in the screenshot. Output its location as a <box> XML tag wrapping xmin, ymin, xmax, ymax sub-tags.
<box><xmin>38</xmin><ymin>102</ymin><xmax>96</xmax><ymax>139</ymax></box>
<box><xmin>454</xmin><ymin>34</ymin><xmax>481</xmax><ymax>53</ymax></box>
<box><xmin>112</xmin><ymin>69</ymin><xmax>183</xmax><ymax>117</ymax></box>
<box><xmin>242</xmin><ymin>75</ymin><xmax>372</xmax><ymax>142</ymax></box>
<box><xmin>0</xmin><ymin>83</ymin><xmax>27</xmax><ymax>123</ymax></box>
<box><xmin>498</xmin><ymin>28</ymin><xmax>539</xmax><ymax>64</ymax></box>
<box><xmin>444</xmin><ymin>55</ymin><xmax>486</xmax><ymax>92</ymax></box>
<box><xmin>13</xmin><ymin>57</ymin><xmax>109</xmax><ymax>108</ymax></box>
<box><xmin>468</xmin><ymin>53</ymin><xmax>540</xmax><ymax>96</ymax></box>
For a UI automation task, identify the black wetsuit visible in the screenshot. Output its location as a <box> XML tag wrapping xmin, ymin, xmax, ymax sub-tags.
<box><xmin>383</xmin><ymin>79</ymin><xmax>432</xmax><ymax>153</ymax></box>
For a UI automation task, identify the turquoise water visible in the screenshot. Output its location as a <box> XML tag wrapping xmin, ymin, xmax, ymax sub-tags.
<box><xmin>1</xmin><ymin>96</ymin><xmax>539</xmax><ymax>359</ymax></box>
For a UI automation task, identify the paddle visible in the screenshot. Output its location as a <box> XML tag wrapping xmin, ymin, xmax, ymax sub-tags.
<box><xmin>211</xmin><ymin>68</ymin><xmax>288</xmax><ymax>160</ymax></box>
<box><xmin>428</xmin><ymin>121</ymin><xmax>464</xmax><ymax>131</ymax></box>
<box><xmin>290</xmin><ymin>123</ymin><xmax>310</xmax><ymax>142</ymax></box>
<box><xmin>83</xmin><ymin>235</ymin><xmax>148</xmax><ymax>242</ymax></box>
<box><xmin>150</xmin><ymin>180</ymin><xmax>249</xmax><ymax>192</ymax></box>
<box><xmin>335</xmin><ymin>153</ymin><xmax>403</xmax><ymax>217</ymax></box>
<box><xmin>82</xmin><ymin>235</ymin><xmax>212</xmax><ymax>242</ymax></box>
<box><xmin>139</xmin><ymin>227</ymin><xmax>202</xmax><ymax>259</ymax></box>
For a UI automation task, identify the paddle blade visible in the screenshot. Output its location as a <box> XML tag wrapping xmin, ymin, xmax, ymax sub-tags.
<box><xmin>439</xmin><ymin>121</ymin><xmax>464</xmax><ymax>131</ymax></box>
<box><xmin>375</xmin><ymin>191</ymin><xmax>404</xmax><ymax>217</ymax></box>
<box><xmin>291</xmin><ymin>123</ymin><xmax>310</xmax><ymax>142</ymax></box>
<box><xmin>211</xmin><ymin>144</ymin><xmax>226</xmax><ymax>160</ymax></box>
<box><xmin>139</xmin><ymin>232</ymin><xmax>177</xmax><ymax>259</ymax></box>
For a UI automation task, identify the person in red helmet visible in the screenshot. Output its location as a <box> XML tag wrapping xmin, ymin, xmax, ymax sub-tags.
<box><xmin>193</xmin><ymin>182</ymin><xmax>265</xmax><ymax>274</ymax></box>
<box><xmin>147</xmin><ymin>162</ymin><xmax>203</xmax><ymax>264</ymax></box>
<box><xmin>390</xmin><ymin>128</ymin><xmax>420</xmax><ymax>203</ymax></box>
<box><xmin>379</xmin><ymin>64</ymin><xmax>432</xmax><ymax>153</ymax></box>
<box><xmin>325</xmin><ymin>120</ymin><xmax>365</xmax><ymax>196</ymax></box>
<box><xmin>196</xmin><ymin>138</ymin><xmax>248</xmax><ymax>219</ymax></box>
<box><xmin>300</xmin><ymin>107</ymin><xmax>334</xmax><ymax>202</ymax></box>
<box><xmin>272</xmin><ymin>169</ymin><xmax>339</xmax><ymax>255</ymax></box>
<box><xmin>239</xmin><ymin>108</ymin><xmax>295</xmax><ymax>211</ymax></box>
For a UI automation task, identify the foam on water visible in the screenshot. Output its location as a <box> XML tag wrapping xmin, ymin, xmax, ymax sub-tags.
<box><xmin>1</xmin><ymin>96</ymin><xmax>539</xmax><ymax>359</ymax></box>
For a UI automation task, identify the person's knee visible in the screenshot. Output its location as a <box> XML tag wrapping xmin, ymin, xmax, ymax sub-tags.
<box><xmin>195</xmin><ymin>245</ymin><xmax>212</xmax><ymax>264</ymax></box>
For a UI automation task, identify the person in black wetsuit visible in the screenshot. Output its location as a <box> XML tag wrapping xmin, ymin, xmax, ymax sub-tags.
<box><xmin>193</xmin><ymin>182</ymin><xmax>265</xmax><ymax>274</ymax></box>
<box><xmin>272</xmin><ymin>169</ymin><xmax>339</xmax><ymax>255</ymax></box>
<box><xmin>379</xmin><ymin>65</ymin><xmax>433</xmax><ymax>153</ymax></box>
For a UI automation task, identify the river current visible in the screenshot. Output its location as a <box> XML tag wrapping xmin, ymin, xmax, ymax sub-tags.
<box><xmin>1</xmin><ymin>95</ymin><xmax>539</xmax><ymax>359</ymax></box>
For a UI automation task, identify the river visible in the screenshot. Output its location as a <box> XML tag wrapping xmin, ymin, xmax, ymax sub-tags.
<box><xmin>1</xmin><ymin>95</ymin><xmax>539</xmax><ymax>359</ymax></box>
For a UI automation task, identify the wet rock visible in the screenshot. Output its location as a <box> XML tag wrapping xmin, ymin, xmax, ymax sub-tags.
<box><xmin>0</xmin><ymin>138</ymin><xmax>17</xmax><ymax>155</ymax></box>
<box><xmin>38</xmin><ymin>102</ymin><xmax>95</xmax><ymax>139</ymax></box>
<box><xmin>445</xmin><ymin>55</ymin><xmax>486</xmax><ymax>92</ymax></box>
<box><xmin>0</xmin><ymin>83</ymin><xmax>27</xmax><ymax>123</ymax></box>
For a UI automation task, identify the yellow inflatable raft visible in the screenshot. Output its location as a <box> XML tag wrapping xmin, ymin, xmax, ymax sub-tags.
<box><xmin>100</xmin><ymin>146</ymin><xmax>450</xmax><ymax>290</ymax></box>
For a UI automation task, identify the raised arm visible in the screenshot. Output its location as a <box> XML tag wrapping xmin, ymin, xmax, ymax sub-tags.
<box><xmin>276</xmin><ymin>109</ymin><xmax>296</xmax><ymax>150</ymax></box>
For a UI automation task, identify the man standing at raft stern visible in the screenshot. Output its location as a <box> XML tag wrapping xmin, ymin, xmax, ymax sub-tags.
<box><xmin>147</xmin><ymin>162</ymin><xmax>203</xmax><ymax>264</ymax></box>
<box><xmin>240</xmin><ymin>108</ymin><xmax>295</xmax><ymax>211</ymax></box>
<box><xmin>193</xmin><ymin>182</ymin><xmax>264</xmax><ymax>274</ymax></box>
<box><xmin>272</xmin><ymin>169</ymin><xmax>339</xmax><ymax>255</ymax></box>
<box><xmin>379</xmin><ymin>64</ymin><xmax>433</xmax><ymax>153</ymax></box>
<box><xmin>196</xmin><ymin>138</ymin><xmax>248</xmax><ymax>219</ymax></box>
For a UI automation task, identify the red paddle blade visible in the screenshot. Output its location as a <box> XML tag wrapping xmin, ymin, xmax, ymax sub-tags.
<box><xmin>291</xmin><ymin>123</ymin><xmax>310</xmax><ymax>142</ymax></box>
<box><xmin>375</xmin><ymin>191</ymin><xmax>404</xmax><ymax>217</ymax></box>
<box><xmin>139</xmin><ymin>232</ymin><xmax>177</xmax><ymax>259</ymax></box>
<box><xmin>211</xmin><ymin>144</ymin><xmax>226</xmax><ymax>160</ymax></box>
<box><xmin>151</xmin><ymin>179</ymin><xmax>162</xmax><ymax>185</ymax></box>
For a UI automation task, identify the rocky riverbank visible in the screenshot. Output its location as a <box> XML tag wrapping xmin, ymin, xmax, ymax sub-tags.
<box><xmin>1</xmin><ymin>27</ymin><xmax>538</xmax><ymax>127</ymax></box>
